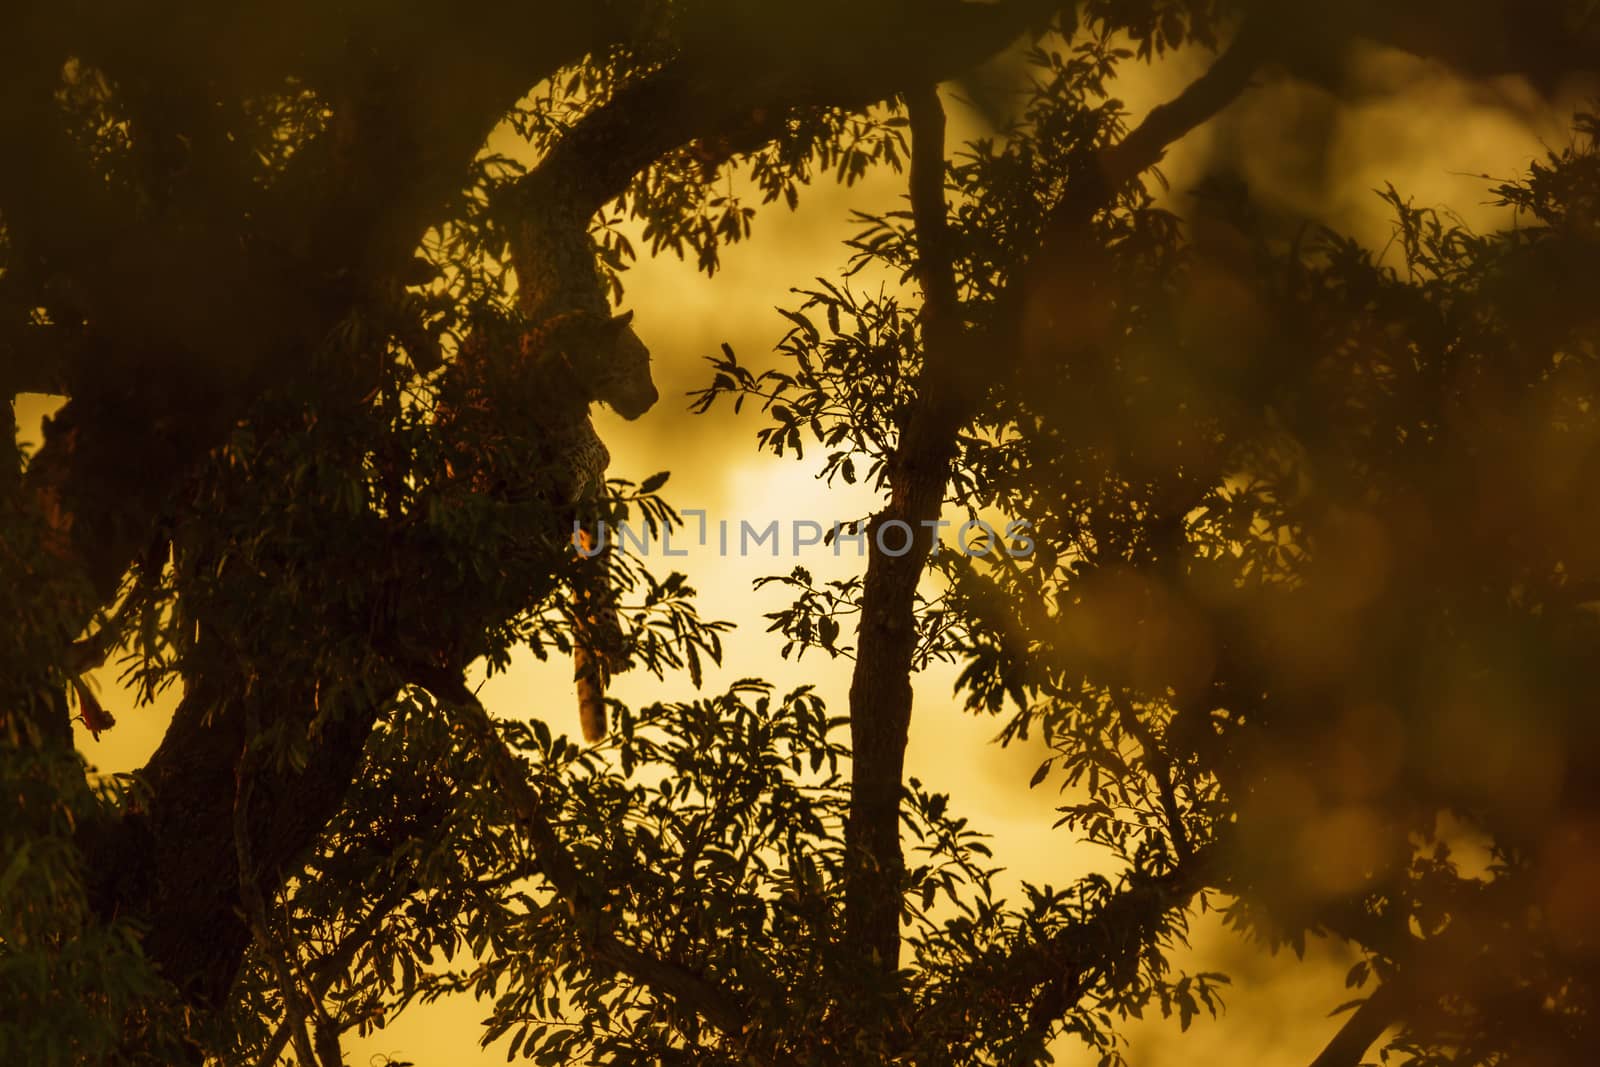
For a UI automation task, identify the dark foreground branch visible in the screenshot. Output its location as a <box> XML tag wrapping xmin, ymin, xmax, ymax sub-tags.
<box><xmin>842</xmin><ymin>80</ymin><xmax>965</xmax><ymax>978</ymax></box>
<box><xmin>1308</xmin><ymin>980</ymin><xmax>1407</xmax><ymax>1067</ymax></box>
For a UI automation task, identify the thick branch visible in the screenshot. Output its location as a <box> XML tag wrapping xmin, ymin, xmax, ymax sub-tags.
<box><xmin>842</xmin><ymin>18</ymin><xmax>1269</xmax><ymax>983</ymax></box>
<box><xmin>1</xmin><ymin>326</ymin><xmax>81</xmax><ymax>399</ymax></box>
<box><xmin>1308</xmin><ymin>981</ymin><xmax>1407</xmax><ymax>1067</ymax></box>
<box><xmin>235</xmin><ymin>733</ymin><xmax>328</xmax><ymax>1067</ymax></box>
<box><xmin>122</xmin><ymin>673</ymin><xmax>391</xmax><ymax>1013</ymax></box>
<box><xmin>7</xmin><ymin>7</ymin><xmax>618</xmax><ymax>638</ymax></box>
<box><xmin>1094</xmin><ymin>18</ymin><xmax>1269</xmax><ymax>204</ymax></box>
<box><xmin>517</xmin><ymin>0</ymin><xmax>1059</xmax><ymax>218</ymax></box>
<box><xmin>918</xmin><ymin>845</ymin><xmax>1219</xmax><ymax>1056</ymax></box>
<box><xmin>1028</xmin><ymin>849</ymin><xmax>1215</xmax><ymax>1026</ymax></box>
<box><xmin>842</xmin><ymin>81</ymin><xmax>965</xmax><ymax>978</ymax></box>
<box><xmin>1014</xmin><ymin>16</ymin><xmax>1269</xmax><ymax>337</ymax></box>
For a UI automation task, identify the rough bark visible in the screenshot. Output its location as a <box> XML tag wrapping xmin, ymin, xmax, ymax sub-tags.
<box><xmin>843</xmin><ymin>82</ymin><xmax>967</xmax><ymax>976</ymax></box>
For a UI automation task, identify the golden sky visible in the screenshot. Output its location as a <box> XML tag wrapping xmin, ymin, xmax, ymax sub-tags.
<box><xmin>16</xmin><ymin>34</ymin><xmax>1592</xmax><ymax>1066</ymax></box>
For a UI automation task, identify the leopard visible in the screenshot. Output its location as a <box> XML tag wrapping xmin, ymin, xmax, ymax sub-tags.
<box><xmin>484</xmin><ymin>189</ymin><xmax>658</xmax><ymax>742</ymax></box>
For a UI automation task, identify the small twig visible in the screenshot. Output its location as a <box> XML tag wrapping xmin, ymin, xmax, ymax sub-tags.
<box><xmin>1109</xmin><ymin>687</ymin><xmax>1191</xmax><ymax>863</ymax></box>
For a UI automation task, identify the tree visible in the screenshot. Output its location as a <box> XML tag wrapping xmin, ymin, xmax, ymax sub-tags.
<box><xmin>4</xmin><ymin>2</ymin><xmax>1600</xmax><ymax>1064</ymax></box>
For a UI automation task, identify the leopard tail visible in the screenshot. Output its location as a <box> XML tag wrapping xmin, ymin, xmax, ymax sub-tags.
<box><xmin>574</xmin><ymin>644</ymin><xmax>609</xmax><ymax>744</ymax></box>
<box><xmin>572</xmin><ymin>524</ymin><xmax>620</xmax><ymax>743</ymax></box>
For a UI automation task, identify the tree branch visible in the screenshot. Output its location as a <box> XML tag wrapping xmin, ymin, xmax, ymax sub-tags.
<box><xmin>1093</xmin><ymin>17</ymin><xmax>1269</xmax><ymax>203</ymax></box>
<box><xmin>7</xmin><ymin>6</ymin><xmax>619</xmax><ymax>632</ymax></box>
<box><xmin>842</xmin><ymin>80</ymin><xmax>965</xmax><ymax>980</ymax></box>
<box><xmin>1</xmin><ymin>325</ymin><xmax>81</xmax><ymax>399</ymax></box>
<box><xmin>256</xmin><ymin>873</ymin><xmax>422</xmax><ymax>1067</ymax></box>
<box><xmin>515</xmin><ymin>0</ymin><xmax>1060</xmax><ymax>220</ymax></box>
<box><xmin>1308</xmin><ymin>981</ymin><xmax>1407</xmax><ymax>1067</ymax></box>
<box><xmin>1109</xmin><ymin>688</ymin><xmax>1191</xmax><ymax>862</ymax></box>
<box><xmin>17</xmin><ymin>2</ymin><xmax>1055</xmax><ymax>748</ymax></box>
<box><xmin>841</xmin><ymin>17</ymin><xmax>1270</xmax><ymax>984</ymax></box>
<box><xmin>411</xmin><ymin>665</ymin><xmax>788</xmax><ymax>1062</ymax></box>
<box><xmin>1015</xmin><ymin>16</ymin><xmax>1270</xmax><ymax>345</ymax></box>
<box><xmin>911</xmin><ymin>844</ymin><xmax>1219</xmax><ymax>1057</ymax></box>
<box><xmin>235</xmin><ymin>730</ymin><xmax>332</xmax><ymax>1067</ymax></box>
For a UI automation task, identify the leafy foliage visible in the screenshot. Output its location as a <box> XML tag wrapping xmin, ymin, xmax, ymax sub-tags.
<box><xmin>7</xmin><ymin>3</ymin><xmax>1600</xmax><ymax>1066</ymax></box>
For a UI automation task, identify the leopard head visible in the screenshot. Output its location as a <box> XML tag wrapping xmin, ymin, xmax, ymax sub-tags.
<box><xmin>519</xmin><ymin>306</ymin><xmax>658</xmax><ymax>421</ymax></box>
<box><xmin>579</xmin><ymin>309</ymin><xmax>658</xmax><ymax>421</ymax></box>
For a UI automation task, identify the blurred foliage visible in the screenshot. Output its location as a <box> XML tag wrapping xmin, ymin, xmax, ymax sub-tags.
<box><xmin>696</xmin><ymin>29</ymin><xmax>1600</xmax><ymax>1067</ymax></box>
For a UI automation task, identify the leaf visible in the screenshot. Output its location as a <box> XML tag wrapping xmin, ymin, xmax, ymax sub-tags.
<box><xmin>1028</xmin><ymin>759</ymin><xmax>1053</xmax><ymax>788</ymax></box>
<box><xmin>819</xmin><ymin>616</ymin><xmax>840</xmax><ymax>650</ymax></box>
<box><xmin>1329</xmin><ymin>997</ymin><xmax>1367</xmax><ymax>1017</ymax></box>
<box><xmin>776</xmin><ymin>307</ymin><xmax>819</xmax><ymax>341</ymax></box>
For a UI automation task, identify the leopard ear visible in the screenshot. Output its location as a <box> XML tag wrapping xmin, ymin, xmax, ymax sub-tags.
<box><xmin>607</xmin><ymin>309</ymin><xmax>635</xmax><ymax>332</ymax></box>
